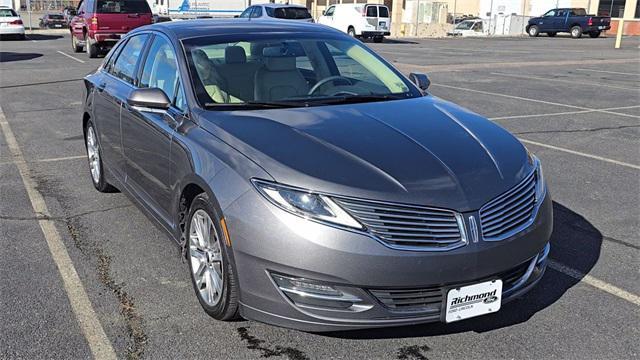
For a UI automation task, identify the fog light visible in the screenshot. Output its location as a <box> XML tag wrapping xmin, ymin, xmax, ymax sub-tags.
<box><xmin>271</xmin><ymin>273</ymin><xmax>372</xmax><ymax>312</ymax></box>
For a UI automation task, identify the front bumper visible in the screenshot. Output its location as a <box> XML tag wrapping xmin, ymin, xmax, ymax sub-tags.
<box><xmin>225</xmin><ymin>189</ymin><xmax>553</xmax><ymax>332</ymax></box>
<box><xmin>93</xmin><ymin>32</ymin><xmax>124</xmax><ymax>44</ymax></box>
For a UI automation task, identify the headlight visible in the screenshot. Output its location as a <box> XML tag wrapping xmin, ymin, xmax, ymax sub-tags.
<box><xmin>532</xmin><ymin>155</ymin><xmax>546</xmax><ymax>202</ymax></box>
<box><xmin>252</xmin><ymin>179</ymin><xmax>363</xmax><ymax>229</ymax></box>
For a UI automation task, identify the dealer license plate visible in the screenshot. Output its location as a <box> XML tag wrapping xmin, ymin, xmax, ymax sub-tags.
<box><xmin>445</xmin><ymin>279</ymin><xmax>502</xmax><ymax>323</ymax></box>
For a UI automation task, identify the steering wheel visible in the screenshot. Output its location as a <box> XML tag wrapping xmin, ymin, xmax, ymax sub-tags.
<box><xmin>308</xmin><ymin>76</ymin><xmax>353</xmax><ymax>95</ymax></box>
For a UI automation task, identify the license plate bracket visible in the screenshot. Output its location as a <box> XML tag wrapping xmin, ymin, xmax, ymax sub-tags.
<box><xmin>445</xmin><ymin>280</ymin><xmax>502</xmax><ymax>323</ymax></box>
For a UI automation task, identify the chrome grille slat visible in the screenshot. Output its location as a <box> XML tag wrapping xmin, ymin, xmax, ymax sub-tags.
<box><xmin>480</xmin><ymin>170</ymin><xmax>537</xmax><ymax>241</ymax></box>
<box><xmin>334</xmin><ymin>197</ymin><xmax>465</xmax><ymax>250</ymax></box>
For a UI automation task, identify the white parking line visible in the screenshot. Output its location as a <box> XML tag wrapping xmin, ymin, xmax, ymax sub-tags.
<box><xmin>576</xmin><ymin>68</ymin><xmax>640</xmax><ymax>76</ymax></box>
<box><xmin>490</xmin><ymin>105</ymin><xmax>640</xmax><ymax>120</ymax></box>
<box><xmin>548</xmin><ymin>260</ymin><xmax>640</xmax><ymax>306</ymax></box>
<box><xmin>491</xmin><ymin>72</ymin><xmax>640</xmax><ymax>92</ymax></box>
<box><xmin>0</xmin><ymin>154</ymin><xmax>85</xmax><ymax>167</ymax></box>
<box><xmin>57</xmin><ymin>51</ymin><xmax>86</xmax><ymax>64</ymax></box>
<box><xmin>0</xmin><ymin>106</ymin><xmax>116</xmax><ymax>359</ymax></box>
<box><xmin>520</xmin><ymin>139</ymin><xmax>640</xmax><ymax>170</ymax></box>
<box><xmin>432</xmin><ymin>83</ymin><xmax>640</xmax><ymax>119</ymax></box>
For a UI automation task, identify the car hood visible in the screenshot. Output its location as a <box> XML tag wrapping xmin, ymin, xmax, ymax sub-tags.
<box><xmin>198</xmin><ymin>96</ymin><xmax>532</xmax><ymax>212</ymax></box>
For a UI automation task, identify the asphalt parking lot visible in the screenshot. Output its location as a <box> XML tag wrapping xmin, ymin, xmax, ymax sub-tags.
<box><xmin>1</xmin><ymin>33</ymin><xmax>639</xmax><ymax>359</ymax></box>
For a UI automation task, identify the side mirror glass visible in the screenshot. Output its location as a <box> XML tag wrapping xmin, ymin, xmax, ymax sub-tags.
<box><xmin>127</xmin><ymin>88</ymin><xmax>171</xmax><ymax>111</ymax></box>
<box><xmin>409</xmin><ymin>72</ymin><xmax>430</xmax><ymax>91</ymax></box>
<box><xmin>322</xmin><ymin>10</ymin><xmax>326</xmax><ymax>15</ymax></box>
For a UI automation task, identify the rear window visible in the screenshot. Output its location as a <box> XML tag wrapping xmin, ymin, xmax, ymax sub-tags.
<box><xmin>366</xmin><ymin>6</ymin><xmax>377</xmax><ymax>17</ymax></box>
<box><xmin>266</xmin><ymin>7</ymin><xmax>311</xmax><ymax>19</ymax></box>
<box><xmin>569</xmin><ymin>8</ymin><xmax>586</xmax><ymax>16</ymax></box>
<box><xmin>96</xmin><ymin>0</ymin><xmax>151</xmax><ymax>14</ymax></box>
<box><xmin>378</xmin><ymin>6</ymin><xmax>389</xmax><ymax>17</ymax></box>
<box><xmin>49</xmin><ymin>14</ymin><xmax>64</xmax><ymax>19</ymax></box>
<box><xmin>0</xmin><ymin>8</ymin><xmax>18</xmax><ymax>17</ymax></box>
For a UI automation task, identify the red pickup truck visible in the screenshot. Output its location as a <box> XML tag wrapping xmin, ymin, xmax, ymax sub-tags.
<box><xmin>70</xmin><ymin>0</ymin><xmax>152</xmax><ymax>58</ymax></box>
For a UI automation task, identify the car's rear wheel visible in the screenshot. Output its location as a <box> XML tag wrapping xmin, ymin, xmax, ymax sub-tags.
<box><xmin>86</xmin><ymin>37</ymin><xmax>98</xmax><ymax>58</ymax></box>
<box><xmin>547</xmin><ymin>32</ymin><xmax>557</xmax><ymax>37</ymax></box>
<box><xmin>84</xmin><ymin>121</ymin><xmax>117</xmax><ymax>192</ymax></box>
<box><xmin>186</xmin><ymin>194</ymin><xmax>239</xmax><ymax>321</ymax></box>
<box><xmin>373</xmin><ymin>35</ymin><xmax>384</xmax><ymax>43</ymax></box>
<box><xmin>570</xmin><ymin>26</ymin><xmax>583</xmax><ymax>38</ymax></box>
<box><xmin>589</xmin><ymin>31</ymin><xmax>601</xmax><ymax>38</ymax></box>
<box><xmin>71</xmin><ymin>34</ymin><xmax>83</xmax><ymax>52</ymax></box>
<box><xmin>528</xmin><ymin>25</ymin><xmax>540</xmax><ymax>37</ymax></box>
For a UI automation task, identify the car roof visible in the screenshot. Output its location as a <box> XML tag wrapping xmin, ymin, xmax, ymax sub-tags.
<box><xmin>254</xmin><ymin>3</ymin><xmax>307</xmax><ymax>8</ymax></box>
<box><xmin>140</xmin><ymin>19</ymin><xmax>342</xmax><ymax>40</ymax></box>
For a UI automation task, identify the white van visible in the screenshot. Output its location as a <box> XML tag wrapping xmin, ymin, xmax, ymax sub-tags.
<box><xmin>318</xmin><ymin>3</ymin><xmax>390</xmax><ymax>43</ymax></box>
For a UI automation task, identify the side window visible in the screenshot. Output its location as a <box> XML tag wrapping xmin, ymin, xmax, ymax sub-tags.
<box><xmin>103</xmin><ymin>39</ymin><xmax>125</xmax><ymax>72</ymax></box>
<box><xmin>366</xmin><ymin>5</ymin><xmax>377</xmax><ymax>17</ymax></box>
<box><xmin>378</xmin><ymin>6</ymin><xmax>389</xmax><ymax>17</ymax></box>
<box><xmin>325</xmin><ymin>6</ymin><xmax>334</xmax><ymax>16</ymax></box>
<box><xmin>543</xmin><ymin>10</ymin><xmax>556</xmax><ymax>17</ymax></box>
<box><xmin>557</xmin><ymin>10</ymin><xmax>566</xmax><ymax>17</ymax></box>
<box><xmin>174</xmin><ymin>82</ymin><xmax>187</xmax><ymax>112</ymax></box>
<box><xmin>239</xmin><ymin>7</ymin><xmax>252</xmax><ymax>18</ymax></box>
<box><xmin>139</xmin><ymin>36</ymin><xmax>179</xmax><ymax>102</ymax></box>
<box><xmin>111</xmin><ymin>34</ymin><xmax>148</xmax><ymax>84</ymax></box>
<box><xmin>250</xmin><ymin>6</ymin><xmax>262</xmax><ymax>17</ymax></box>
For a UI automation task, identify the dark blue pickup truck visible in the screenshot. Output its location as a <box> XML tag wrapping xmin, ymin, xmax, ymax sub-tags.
<box><xmin>527</xmin><ymin>8</ymin><xmax>611</xmax><ymax>38</ymax></box>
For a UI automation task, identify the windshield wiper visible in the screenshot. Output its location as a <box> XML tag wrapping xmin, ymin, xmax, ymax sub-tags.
<box><xmin>311</xmin><ymin>94</ymin><xmax>409</xmax><ymax>105</ymax></box>
<box><xmin>204</xmin><ymin>100</ymin><xmax>305</xmax><ymax>109</ymax></box>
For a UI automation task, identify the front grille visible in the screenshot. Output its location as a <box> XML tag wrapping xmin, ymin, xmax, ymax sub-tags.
<box><xmin>333</xmin><ymin>198</ymin><xmax>464</xmax><ymax>250</ymax></box>
<box><xmin>479</xmin><ymin>170</ymin><xmax>537</xmax><ymax>240</ymax></box>
<box><xmin>370</xmin><ymin>259</ymin><xmax>533</xmax><ymax>314</ymax></box>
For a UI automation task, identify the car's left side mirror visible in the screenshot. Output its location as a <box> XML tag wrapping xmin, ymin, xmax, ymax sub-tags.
<box><xmin>409</xmin><ymin>72</ymin><xmax>430</xmax><ymax>91</ymax></box>
<box><xmin>127</xmin><ymin>88</ymin><xmax>171</xmax><ymax>111</ymax></box>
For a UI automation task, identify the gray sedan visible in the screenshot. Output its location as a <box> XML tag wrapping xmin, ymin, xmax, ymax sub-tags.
<box><xmin>81</xmin><ymin>20</ymin><xmax>552</xmax><ymax>331</ymax></box>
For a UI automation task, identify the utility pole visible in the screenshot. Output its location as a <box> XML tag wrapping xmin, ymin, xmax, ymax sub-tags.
<box><xmin>487</xmin><ymin>0</ymin><xmax>493</xmax><ymax>35</ymax></box>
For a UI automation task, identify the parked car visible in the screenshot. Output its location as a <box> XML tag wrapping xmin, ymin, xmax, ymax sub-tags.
<box><xmin>39</xmin><ymin>13</ymin><xmax>66</xmax><ymax>28</ymax></box>
<box><xmin>526</xmin><ymin>8</ymin><xmax>611</xmax><ymax>38</ymax></box>
<box><xmin>62</xmin><ymin>7</ymin><xmax>77</xmax><ymax>26</ymax></box>
<box><xmin>447</xmin><ymin>19</ymin><xmax>486</xmax><ymax>36</ymax></box>
<box><xmin>237</xmin><ymin>3</ymin><xmax>313</xmax><ymax>22</ymax></box>
<box><xmin>81</xmin><ymin>20</ymin><xmax>552</xmax><ymax>332</ymax></box>
<box><xmin>0</xmin><ymin>6</ymin><xmax>25</xmax><ymax>40</ymax></box>
<box><xmin>70</xmin><ymin>0</ymin><xmax>152</xmax><ymax>58</ymax></box>
<box><xmin>318</xmin><ymin>3</ymin><xmax>390</xmax><ymax>43</ymax></box>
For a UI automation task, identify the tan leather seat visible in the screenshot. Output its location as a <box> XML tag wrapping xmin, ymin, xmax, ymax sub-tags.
<box><xmin>254</xmin><ymin>50</ymin><xmax>308</xmax><ymax>101</ymax></box>
<box><xmin>215</xmin><ymin>46</ymin><xmax>260</xmax><ymax>102</ymax></box>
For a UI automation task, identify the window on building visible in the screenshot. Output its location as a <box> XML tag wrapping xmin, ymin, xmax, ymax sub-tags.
<box><xmin>598</xmin><ymin>0</ymin><xmax>625</xmax><ymax>18</ymax></box>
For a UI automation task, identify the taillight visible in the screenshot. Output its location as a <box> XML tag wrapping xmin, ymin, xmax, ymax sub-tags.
<box><xmin>10</xmin><ymin>19</ymin><xmax>23</xmax><ymax>25</ymax></box>
<box><xmin>588</xmin><ymin>17</ymin><xmax>593</xmax><ymax>26</ymax></box>
<box><xmin>90</xmin><ymin>16</ymin><xmax>98</xmax><ymax>30</ymax></box>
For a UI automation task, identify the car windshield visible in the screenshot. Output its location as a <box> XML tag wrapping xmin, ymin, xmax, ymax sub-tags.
<box><xmin>0</xmin><ymin>8</ymin><xmax>18</xmax><ymax>16</ymax></box>
<box><xmin>265</xmin><ymin>7</ymin><xmax>312</xmax><ymax>19</ymax></box>
<box><xmin>455</xmin><ymin>20</ymin><xmax>475</xmax><ymax>30</ymax></box>
<box><xmin>183</xmin><ymin>34</ymin><xmax>418</xmax><ymax>109</ymax></box>
<box><xmin>96</xmin><ymin>0</ymin><xmax>151</xmax><ymax>14</ymax></box>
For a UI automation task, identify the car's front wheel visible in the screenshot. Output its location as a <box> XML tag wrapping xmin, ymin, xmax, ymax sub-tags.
<box><xmin>347</xmin><ymin>26</ymin><xmax>356</xmax><ymax>37</ymax></box>
<box><xmin>84</xmin><ymin>121</ymin><xmax>117</xmax><ymax>192</ymax></box>
<box><xmin>71</xmin><ymin>34</ymin><xmax>83</xmax><ymax>52</ymax></box>
<box><xmin>186</xmin><ymin>193</ymin><xmax>239</xmax><ymax>321</ymax></box>
<box><xmin>528</xmin><ymin>25</ymin><xmax>540</xmax><ymax>37</ymax></box>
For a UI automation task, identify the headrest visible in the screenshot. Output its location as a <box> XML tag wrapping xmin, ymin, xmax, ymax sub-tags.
<box><xmin>225</xmin><ymin>46</ymin><xmax>246</xmax><ymax>64</ymax></box>
<box><xmin>192</xmin><ymin>49</ymin><xmax>209</xmax><ymax>64</ymax></box>
<box><xmin>264</xmin><ymin>56</ymin><xmax>297</xmax><ymax>71</ymax></box>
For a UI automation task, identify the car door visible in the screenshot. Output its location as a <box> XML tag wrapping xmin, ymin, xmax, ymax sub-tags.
<box><xmin>377</xmin><ymin>5</ymin><xmax>390</xmax><ymax>32</ymax></box>
<box><xmin>318</xmin><ymin>6</ymin><xmax>335</xmax><ymax>28</ymax></box>
<box><xmin>93</xmin><ymin>34</ymin><xmax>149</xmax><ymax>179</ymax></box>
<box><xmin>552</xmin><ymin>9</ymin><xmax>566</xmax><ymax>31</ymax></box>
<box><xmin>121</xmin><ymin>33</ymin><xmax>184</xmax><ymax>226</ymax></box>
<box><xmin>537</xmin><ymin>9</ymin><xmax>556</xmax><ymax>32</ymax></box>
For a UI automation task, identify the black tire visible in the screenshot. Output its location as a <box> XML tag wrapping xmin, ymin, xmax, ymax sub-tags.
<box><xmin>547</xmin><ymin>32</ymin><xmax>557</xmax><ymax>37</ymax></box>
<box><xmin>186</xmin><ymin>193</ymin><xmax>240</xmax><ymax>321</ymax></box>
<box><xmin>347</xmin><ymin>26</ymin><xmax>356</xmax><ymax>37</ymax></box>
<box><xmin>84</xmin><ymin>121</ymin><xmax>118</xmax><ymax>193</ymax></box>
<box><xmin>528</xmin><ymin>25</ymin><xmax>540</xmax><ymax>37</ymax></box>
<box><xmin>86</xmin><ymin>37</ymin><xmax>98</xmax><ymax>58</ymax></box>
<box><xmin>589</xmin><ymin>31</ymin><xmax>601</xmax><ymax>38</ymax></box>
<box><xmin>570</xmin><ymin>26</ymin><xmax>583</xmax><ymax>38</ymax></box>
<box><xmin>71</xmin><ymin>34</ymin><xmax>83</xmax><ymax>52</ymax></box>
<box><xmin>373</xmin><ymin>35</ymin><xmax>383</xmax><ymax>43</ymax></box>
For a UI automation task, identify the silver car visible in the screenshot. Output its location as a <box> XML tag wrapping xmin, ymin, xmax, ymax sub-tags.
<box><xmin>82</xmin><ymin>20</ymin><xmax>552</xmax><ymax>332</ymax></box>
<box><xmin>237</xmin><ymin>3</ymin><xmax>314</xmax><ymax>22</ymax></box>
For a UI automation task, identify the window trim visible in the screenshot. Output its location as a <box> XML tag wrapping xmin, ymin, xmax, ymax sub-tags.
<box><xmin>108</xmin><ymin>33</ymin><xmax>150</xmax><ymax>86</ymax></box>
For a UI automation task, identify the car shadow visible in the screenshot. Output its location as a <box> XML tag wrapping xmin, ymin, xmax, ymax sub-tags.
<box><xmin>26</xmin><ymin>34</ymin><xmax>65</xmax><ymax>41</ymax></box>
<box><xmin>363</xmin><ymin>38</ymin><xmax>419</xmax><ymax>44</ymax></box>
<box><xmin>0</xmin><ymin>52</ymin><xmax>43</xmax><ymax>62</ymax></box>
<box><xmin>321</xmin><ymin>201</ymin><xmax>602</xmax><ymax>339</ymax></box>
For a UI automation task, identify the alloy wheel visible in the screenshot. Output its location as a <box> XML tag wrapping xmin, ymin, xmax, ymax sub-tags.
<box><xmin>86</xmin><ymin>126</ymin><xmax>100</xmax><ymax>184</ymax></box>
<box><xmin>189</xmin><ymin>209</ymin><xmax>224</xmax><ymax>307</ymax></box>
